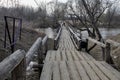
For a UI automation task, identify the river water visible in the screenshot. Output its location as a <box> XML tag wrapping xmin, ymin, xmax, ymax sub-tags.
<box><xmin>81</xmin><ymin>28</ymin><xmax>120</xmax><ymax>39</ymax></box>
<box><xmin>99</xmin><ymin>28</ymin><xmax>120</xmax><ymax>39</ymax></box>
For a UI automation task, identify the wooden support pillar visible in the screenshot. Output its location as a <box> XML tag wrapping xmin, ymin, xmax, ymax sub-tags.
<box><xmin>105</xmin><ymin>42</ymin><xmax>111</xmax><ymax>63</ymax></box>
<box><xmin>12</xmin><ymin>58</ymin><xmax>26</xmax><ymax>80</ymax></box>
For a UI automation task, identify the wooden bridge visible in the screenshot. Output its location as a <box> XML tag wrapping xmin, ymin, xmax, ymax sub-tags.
<box><xmin>0</xmin><ymin>25</ymin><xmax>120</xmax><ymax>80</ymax></box>
<box><xmin>40</xmin><ymin>27</ymin><xmax>120</xmax><ymax>80</ymax></box>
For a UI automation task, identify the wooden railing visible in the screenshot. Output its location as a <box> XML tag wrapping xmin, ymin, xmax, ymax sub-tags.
<box><xmin>26</xmin><ymin>37</ymin><xmax>42</xmax><ymax>66</ymax></box>
<box><xmin>41</xmin><ymin>36</ymin><xmax>48</xmax><ymax>55</ymax></box>
<box><xmin>0</xmin><ymin>37</ymin><xmax>50</xmax><ymax>80</ymax></box>
<box><xmin>0</xmin><ymin>50</ymin><xmax>26</xmax><ymax>80</ymax></box>
<box><xmin>68</xmin><ymin>27</ymin><xmax>83</xmax><ymax>50</ymax></box>
<box><xmin>54</xmin><ymin>27</ymin><xmax>62</xmax><ymax>50</ymax></box>
<box><xmin>105</xmin><ymin>39</ymin><xmax>120</xmax><ymax>63</ymax></box>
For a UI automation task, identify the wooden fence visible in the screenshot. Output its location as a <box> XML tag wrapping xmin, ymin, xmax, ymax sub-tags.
<box><xmin>0</xmin><ymin>50</ymin><xmax>26</xmax><ymax>80</ymax></box>
<box><xmin>54</xmin><ymin>27</ymin><xmax>62</xmax><ymax>50</ymax></box>
<box><xmin>69</xmin><ymin>27</ymin><xmax>120</xmax><ymax>63</ymax></box>
<box><xmin>0</xmin><ymin>27</ymin><xmax>62</xmax><ymax>80</ymax></box>
<box><xmin>0</xmin><ymin>37</ymin><xmax>43</xmax><ymax>80</ymax></box>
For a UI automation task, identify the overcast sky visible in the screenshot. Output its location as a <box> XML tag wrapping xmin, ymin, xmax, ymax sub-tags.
<box><xmin>20</xmin><ymin>0</ymin><xmax>67</xmax><ymax>8</ymax></box>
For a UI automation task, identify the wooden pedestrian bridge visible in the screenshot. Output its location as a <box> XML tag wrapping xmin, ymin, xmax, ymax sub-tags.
<box><xmin>1</xmin><ymin>26</ymin><xmax>120</xmax><ymax>80</ymax></box>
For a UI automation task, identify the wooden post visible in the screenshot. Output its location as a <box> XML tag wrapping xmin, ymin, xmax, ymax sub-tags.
<box><xmin>0</xmin><ymin>50</ymin><xmax>25</xmax><ymax>80</ymax></box>
<box><xmin>12</xmin><ymin>57</ymin><xmax>26</xmax><ymax>80</ymax></box>
<box><xmin>105</xmin><ymin>42</ymin><xmax>111</xmax><ymax>63</ymax></box>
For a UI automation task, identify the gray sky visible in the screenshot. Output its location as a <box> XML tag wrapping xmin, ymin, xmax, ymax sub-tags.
<box><xmin>20</xmin><ymin>0</ymin><xmax>67</xmax><ymax>8</ymax></box>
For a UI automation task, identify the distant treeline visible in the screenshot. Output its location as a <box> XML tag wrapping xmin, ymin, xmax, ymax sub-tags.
<box><xmin>0</xmin><ymin>6</ymin><xmax>62</xmax><ymax>28</ymax></box>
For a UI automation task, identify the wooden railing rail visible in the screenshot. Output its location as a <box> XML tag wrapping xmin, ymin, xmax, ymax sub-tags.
<box><xmin>26</xmin><ymin>37</ymin><xmax>42</xmax><ymax>66</ymax></box>
<box><xmin>87</xmin><ymin>37</ymin><xmax>106</xmax><ymax>48</ymax></box>
<box><xmin>0</xmin><ymin>49</ymin><xmax>26</xmax><ymax>80</ymax></box>
<box><xmin>105</xmin><ymin>39</ymin><xmax>120</xmax><ymax>63</ymax></box>
<box><xmin>54</xmin><ymin>27</ymin><xmax>62</xmax><ymax>50</ymax></box>
<box><xmin>41</xmin><ymin>36</ymin><xmax>48</xmax><ymax>55</ymax></box>
<box><xmin>68</xmin><ymin>27</ymin><xmax>82</xmax><ymax>50</ymax></box>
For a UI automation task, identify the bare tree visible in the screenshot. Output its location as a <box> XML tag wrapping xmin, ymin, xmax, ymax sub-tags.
<box><xmin>67</xmin><ymin>0</ymin><xmax>115</xmax><ymax>41</ymax></box>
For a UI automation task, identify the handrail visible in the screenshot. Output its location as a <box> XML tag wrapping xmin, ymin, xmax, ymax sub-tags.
<box><xmin>55</xmin><ymin>27</ymin><xmax>62</xmax><ymax>41</ymax></box>
<box><xmin>26</xmin><ymin>37</ymin><xmax>42</xmax><ymax>66</ymax></box>
<box><xmin>42</xmin><ymin>36</ymin><xmax>48</xmax><ymax>46</ymax></box>
<box><xmin>87</xmin><ymin>37</ymin><xmax>106</xmax><ymax>48</ymax></box>
<box><xmin>54</xmin><ymin>27</ymin><xmax>62</xmax><ymax>50</ymax></box>
<box><xmin>0</xmin><ymin>49</ymin><xmax>25</xmax><ymax>80</ymax></box>
<box><xmin>68</xmin><ymin>27</ymin><xmax>81</xmax><ymax>50</ymax></box>
<box><xmin>106</xmin><ymin>39</ymin><xmax>120</xmax><ymax>47</ymax></box>
<box><xmin>105</xmin><ymin>39</ymin><xmax>120</xmax><ymax>63</ymax></box>
<box><xmin>41</xmin><ymin>36</ymin><xmax>48</xmax><ymax>55</ymax></box>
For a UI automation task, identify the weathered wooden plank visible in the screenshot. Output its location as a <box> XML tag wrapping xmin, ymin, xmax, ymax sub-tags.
<box><xmin>51</xmin><ymin>51</ymin><xmax>56</xmax><ymax>61</ymax></box>
<box><xmin>53</xmin><ymin>61</ymin><xmax>60</xmax><ymax>80</ymax></box>
<box><xmin>94</xmin><ymin>61</ymin><xmax>119</xmax><ymax>80</ymax></box>
<box><xmin>40</xmin><ymin>61</ymin><xmax>53</xmax><ymax>80</ymax></box>
<box><xmin>45</xmin><ymin>51</ymin><xmax>51</xmax><ymax>61</ymax></box>
<box><xmin>75</xmin><ymin>61</ymin><xmax>90</xmax><ymax>80</ymax></box>
<box><xmin>75</xmin><ymin>51</ymin><xmax>85</xmax><ymax>60</ymax></box>
<box><xmin>71</xmin><ymin>51</ymin><xmax>79</xmax><ymax>60</ymax></box>
<box><xmin>80</xmin><ymin>52</ymin><xmax>90</xmax><ymax>60</ymax></box>
<box><xmin>81</xmin><ymin>61</ymin><xmax>100</xmax><ymax>80</ymax></box>
<box><xmin>61</xmin><ymin>50</ymin><xmax>67</xmax><ymax>61</ymax></box>
<box><xmin>60</xmin><ymin>61</ymin><xmax>70</xmax><ymax>80</ymax></box>
<box><xmin>101</xmin><ymin>61</ymin><xmax>120</xmax><ymax>79</ymax></box>
<box><xmin>87</xmin><ymin>61</ymin><xmax>109</xmax><ymax>80</ymax></box>
<box><xmin>85</xmin><ymin>52</ymin><xmax>95</xmax><ymax>60</ymax></box>
<box><xmin>67</xmin><ymin>61</ymin><xmax>81</xmax><ymax>80</ymax></box>
<box><xmin>81</xmin><ymin>52</ymin><xmax>95</xmax><ymax>60</ymax></box>
<box><xmin>66</xmin><ymin>51</ymin><xmax>73</xmax><ymax>61</ymax></box>
<box><xmin>56</xmin><ymin>50</ymin><xmax>61</xmax><ymax>61</ymax></box>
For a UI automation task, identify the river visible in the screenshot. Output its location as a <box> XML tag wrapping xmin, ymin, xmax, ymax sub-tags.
<box><xmin>81</xmin><ymin>28</ymin><xmax>120</xmax><ymax>39</ymax></box>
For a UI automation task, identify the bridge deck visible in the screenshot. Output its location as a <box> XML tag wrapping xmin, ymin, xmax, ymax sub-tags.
<box><xmin>40</xmin><ymin>27</ymin><xmax>120</xmax><ymax>80</ymax></box>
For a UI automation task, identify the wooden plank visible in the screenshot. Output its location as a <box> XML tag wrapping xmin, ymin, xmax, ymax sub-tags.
<box><xmin>66</xmin><ymin>50</ymin><xmax>73</xmax><ymax>61</ymax></box>
<box><xmin>75</xmin><ymin>51</ymin><xmax>85</xmax><ymax>60</ymax></box>
<box><xmin>50</xmin><ymin>51</ymin><xmax>56</xmax><ymax>61</ymax></box>
<box><xmin>60</xmin><ymin>61</ymin><xmax>70</xmax><ymax>80</ymax></box>
<box><xmin>80</xmin><ymin>52</ymin><xmax>90</xmax><ymax>60</ymax></box>
<box><xmin>67</xmin><ymin>61</ymin><xmax>81</xmax><ymax>80</ymax></box>
<box><xmin>53</xmin><ymin>61</ymin><xmax>60</xmax><ymax>80</ymax></box>
<box><xmin>40</xmin><ymin>61</ymin><xmax>53</xmax><ymax>80</ymax></box>
<box><xmin>71</xmin><ymin>51</ymin><xmax>79</xmax><ymax>60</ymax></box>
<box><xmin>56</xmin><ymin>50</ymin><xmax>61</xmax><ymax>61</ymax></box>
<box><xmin>94</xmin><ymin>61</ymin><xmax>119</xmax><ymax>80</ymax></box>
<box><xmin>101</xmin><ymin>61</ymin><xmax>120</xmax><ymax>79</ymax></box>
<box><xmin>45</xmin><ymin>51</ymin><xmax>51</xmax><ymax>61</ymax></box>
<box><xmin>75</xmin><ymin>61</ymin><xmax>90</xmax><ymax>80</ymax></box>
<box><xmin>81</xmin><ymin>52</ymin><xmax>95</xmax><ymax>60</ymax></box>
<box><xmin>87</xmin><ymin>61</ymin><xmax>109</xmax><ymax>80</ymax></box>
<box><xmin>61</xmin><ymin>50</ymin><xmax>67</xmax><ymax>61</ymax></box>
<box><xmin>81</xmin><ymin>61</ymin><xmax>100</xmax><ymax>80</ymax></box>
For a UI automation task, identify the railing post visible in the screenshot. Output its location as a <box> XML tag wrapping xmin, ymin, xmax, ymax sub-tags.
<box><xmin>105</xmin><ymin>42</ymin><xmax>111</xmax><ymax>63</ymax></box>
<box><xmin>12</xmin><ymin>57</ymin><xmax>26</xmax><ymax>80</ymax></box>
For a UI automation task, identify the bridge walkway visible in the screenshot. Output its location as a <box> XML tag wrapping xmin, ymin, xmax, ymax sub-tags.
<box><xmin>40</xmin><ymin>27</ymin><xmax>120</xmax><ymax>80</ymax></box>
